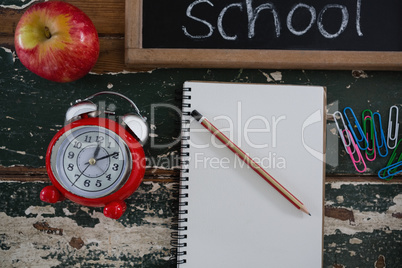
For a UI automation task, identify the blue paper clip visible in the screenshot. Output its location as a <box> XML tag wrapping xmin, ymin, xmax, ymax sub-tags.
<box><xmin>378</xmin><ymin>160</ymin><xmax>402</xmax><ymax>179</ymax></box>
<box><xmin>343</xmin><ymin>107</ymin><xmax>369</xmax><ymax>150</ymax></box>
<box><xmin>333</xmin><ymin>111</ymin><xmax>354</xmax><ymax>154</ymax></box>
<box><xmin>373</xmin><ymin>112</ymin><xmax>388</xmax><ymax>157</ymax></box>
<box><xmin>387</xmin><ymin>105</ymin><xmax>399</xmax><ymax>149</ymax></box>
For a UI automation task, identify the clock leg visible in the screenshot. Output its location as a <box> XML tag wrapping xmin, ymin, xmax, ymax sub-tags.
<box><xmin>40</xmin><ymin>185</ymin><xmax>64</xmax><ymax>203</ymax></box>
<box><xmin>103</xmin><ymin>200</ymin><xmax>127</xmax><ymax>219</ymax></box>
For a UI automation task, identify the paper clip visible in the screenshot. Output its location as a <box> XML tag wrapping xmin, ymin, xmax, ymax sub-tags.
<box><xmin>343</xmin><ymin>107</ymin><xmax>369</xmax><ymax>150</ymax></box>
<box><xmin>362</xmin><ymin>111</ymin><xmax>376</xmax><ymax>161</ymax></box>
<box><xmin>378</xmin><ymin>160</ymin><xmax>402</xmax><ymax>179</ymax></box>
<box><xmin>379</xmin><ymin>139</ymin><xmax>402</xmax><ymax>180</ymax></box>
<box><xmin>387</xmin><ymin>105</ymin><xmax>399</xmax><ymax>149</ymax></box>
<box><xmin>343</xmin><ymin>129</ymin><xmax>366</xmax><ymax>173</ymax></box>
<box><xmin>333</xmin><ymin>111</ymin><xmax>354</xmax><ymax>154</ymax></box>
<box><xmin>372</xmin><ymin>112</ymin><xmax>388</xmax><ymax>157</ymax></box>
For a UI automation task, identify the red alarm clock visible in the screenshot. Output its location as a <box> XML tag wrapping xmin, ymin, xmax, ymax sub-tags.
<box><xmin>40</xmin><ymin>91</ymin><xmax>148</xmax><ymax>219</ymax></box>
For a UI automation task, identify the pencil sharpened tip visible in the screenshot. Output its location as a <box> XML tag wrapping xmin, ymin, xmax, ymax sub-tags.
<box><xmin>309</xmin><ymin>213</ymin><xmax>312</xmax><ymax>216</ymax></box>
<box><xmin>300</xmin><ymin>205</ymin><xmax>311</xmax><ymax>216</ymax></box>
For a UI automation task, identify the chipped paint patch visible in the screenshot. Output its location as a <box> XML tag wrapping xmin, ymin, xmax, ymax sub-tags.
<box><xmin>388</xmin><ymin>194</ymin><xmax>402</xmax><ymax>212</ymax></box>
<box><xmin>0</xmin><ymin>146</ymin><xmax>43</xmax><ymax>159</ymax></box>
<box><xmin>325</xmin><ymin>206</ymin><xmax>355</xmax><ymax>223</ymax></box>
<box><xmin>139</xmin><ymin>181</ymin><xmax>161</xmax><ymax>193</ymax></box>
<box><xmin>327</xmin><ymin>181</ymin><xmax>399</xmax><ymax>190</ymax></box>
<box><xmin>329</xmin><ymin>127</ymin><xmax>337</xmax><ymax>135</ymax></box>
<box><xmin>349</xmin><ymin>237</ymin><xmax>362</xmax><ymax>244</ymax></box>
<box><xmin>333</xmin><ymin>264</ymin><xmax>345</xmax><ymax>268</ymax></box>
<box><xmin>33</xmin><ymin>221</ymin><xmax>63</xmax><ymax>236</ymax></box>
<box><xmin>352</xmin><ymin>70</ymin><xmax>368</xmax><ymax>79</ymax></box>
<box><xmin>261</xmin><ymin>71</ymin><xmax>283</xmax><ymax>83</ymax></box>
<box><xmin>89</xmin><ymin>69</ymin><xmax>154</xmax><ymax>75</ymax></box>
<box><xmin>325</xmin><ymin>209</ymin><xmax>402</xmax><ymax>235</ymax></box>
<box><xmin>0</xmin><ymin>210</ymin><xmax>171</xmax><ymax>266</ymax></box>
<box><xmin>325</xmin><ymin>182</ymin><xmax>402</xmax><ymax>238</ymax></box>
<box><xmin>0</xmin><ymin>181</ymin><xmax>176</xmax><ymax>266</ymax></box>
<box><xmin>69</xmin><ymin>237</ymin><xmax>85</xmax><ymax>249</ymax></box>
<box><xmin>62</xmin><ymin>208</ymin><xmax>74</xmax><ymax>216</ymax></box>
<box><xmin>0</xmin><ymin>47</ymin><xmax>16</xmax><ymax>63</ymax></box>
<box><xmin>25</xmin><ymin>205</ymin><xmax>55</xmax><ymax>216</ymax></box>
<box><xmin>392</xmin><ymin>212</ymin><xmax>402</xmax><ymax>218</ymax></box>
<box><xmin>0</xmin><ymin>146</ymin><xmax>25</xmax><ymax>155</ymax></box>
<box><xmin>336</xmin><ymin>196</ymin><xmax>344</xmax><ymax>203</ymax></box>
<box><xmin>270</xmin><ymin>71</ymin><xmax>282</xmax><ymax>81</ymax></box>
<box><xmin>375</xmin><ymin>255</ymin><xmax>386</xmax><ymax>268</ymax></box>
<box><xmin>0</xmin><ymin>0</ymin><xmax>39</xmax><ymax>9</ymax></box>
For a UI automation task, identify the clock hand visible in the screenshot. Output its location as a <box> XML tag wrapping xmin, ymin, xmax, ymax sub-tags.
<box><xmin>71</xmin><ymin>163</ymin><xmax>90</xmax><ymax>187</ymax></box>
<box><xmin>95</xmin><ymin>152</ymin><xmax>118</xmax><ymax>162</ymax></box>
<box><xmin>85</xmin><ymin>152</ymin><xmax>117</xmax><ymax>167</ymax></box>
<box><xmin>93</xmin><ymin>142</ymin><xmax>101</xmax><ymax>158</ymax></box>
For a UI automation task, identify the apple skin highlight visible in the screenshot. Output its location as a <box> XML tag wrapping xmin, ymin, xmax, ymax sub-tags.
<box><xmin>14</xmin><ymin>1</ymin><xmax>100</xmax><ymax>83</ymax></box>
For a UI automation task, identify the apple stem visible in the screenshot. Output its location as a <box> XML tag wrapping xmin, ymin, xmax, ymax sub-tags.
<box><xmin>44</xmin><ymin>27</ymin><xmax>52</xmax><ymax>39</ymax></box>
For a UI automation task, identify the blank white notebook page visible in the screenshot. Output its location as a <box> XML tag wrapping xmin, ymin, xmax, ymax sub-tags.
<box><xmin>178</xmin><ymin>81</ymin><xmax>325</xmax><ymax>267</ymax></box>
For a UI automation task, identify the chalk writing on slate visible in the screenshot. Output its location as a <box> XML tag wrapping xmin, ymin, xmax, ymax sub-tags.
<box><xmin>142</xmin><ymin>0</ymin><xmax>402</xmax><ymax>51</ymax></box>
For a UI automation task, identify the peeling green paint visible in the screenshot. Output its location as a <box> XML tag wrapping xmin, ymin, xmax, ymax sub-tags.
<box><xmin>324</xmin><ymin>229</ymin><xmax>402</xmax><ymax>267</ymax></box>
<box><xmin>2</xmin><ymin>46</ymin><xmax>402</xmax><ymax>174</ymax></box>
<box><xmin>326</xmin><ymin>183</ymin><xmax>402</xmax><ymax>212</ymax></box>
<box><xmin>1</xmin><ymin>181</ymin><xmax>401</xmax><ymax>267</ymax></box>
<box><xmin>0</xmin><ymin>182</ymin><xmax>178</xmax><ymax>228</ymax></box>
<box><xmin>0</xmin><ymin>0</ymin><xmax>39</xmax><ymax>9</ymax></box>
<box><xmin>0</xmin><ymin>181</ymin><xmax>175</xmax><ymax>267</ymax></box>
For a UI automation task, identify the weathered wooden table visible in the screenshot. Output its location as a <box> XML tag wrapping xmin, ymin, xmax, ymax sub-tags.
<box><xmin>1</xmin><ymin>1</ymin><xmax>401</xmax><ymax>267</ymax></box>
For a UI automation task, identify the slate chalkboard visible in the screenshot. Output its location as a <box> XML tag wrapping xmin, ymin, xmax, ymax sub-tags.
<box><xmin>125</xmin><ymin>0</ymin><xmax>402</xmax><ymax>70</ymax></box>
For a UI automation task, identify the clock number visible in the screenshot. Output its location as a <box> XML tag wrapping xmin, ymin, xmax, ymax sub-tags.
<box><xmin>112</xmin><ymin>152</ymin><xmax>119</xmax><ymax>159</ymax></box>
<box><xmin>112</xmin><ymin>163</ymin><xmax>119</xmax><ymax>171</ymax></box>
<box><xmin>73</xmin><ymin>141</ymin><xmax>82</xmax><ymax>149</ymax></box>
<box><xmin>81</xmin><ymin>180</ymin><xmax>103</xmax><ymax>188</ymax></box>
<box><xmin>106</xmin><ymin>174</ymin><xmax>112</xmax><ymax>181</ymax></box>
<box><xmin>67</xmin><ymin>163</ymin><xmax>74</xmax><ymax>171</ymax></box>
<box><xmin>96</xmin><ymin>136</ymin><xmax>104</xmax><ymax>143</ymax></box>
<box><xmin>84</xmin><ymin>135</ymin><xmax>92</xmax><ymax>143</ymax></box>
<box><xmin>68</xmin><ymin>152</ymin><xmax>75</xmax><ymax>159</ymax></box>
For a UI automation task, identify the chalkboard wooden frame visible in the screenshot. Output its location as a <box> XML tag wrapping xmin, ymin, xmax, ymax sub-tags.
<box><xmin>125</xmin><ymin>0</ymin><xmax>402</xmax><ymax>70</ymax></box>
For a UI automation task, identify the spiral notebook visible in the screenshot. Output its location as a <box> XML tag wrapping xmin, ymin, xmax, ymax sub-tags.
<box><xmin>175</xmin><ymin>81</ymin><xmax>326</xmax><ymax>267</ymax></box>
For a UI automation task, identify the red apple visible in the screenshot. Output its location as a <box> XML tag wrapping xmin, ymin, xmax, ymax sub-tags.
<box><xmin>14</xmin><ymin>1</ymin><xmax>100</xmax><ymax>83</ymax></box>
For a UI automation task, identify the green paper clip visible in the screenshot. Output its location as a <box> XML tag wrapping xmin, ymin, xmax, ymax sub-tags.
<box><xmin>380</xmin><ymin>139</ymin><xmax>402</xmax><ymax>180</ymax></box>
<box><xmin>362</xmin><ymin>109</ymin><xmax>376</xmax><ymax>161</ymax></box>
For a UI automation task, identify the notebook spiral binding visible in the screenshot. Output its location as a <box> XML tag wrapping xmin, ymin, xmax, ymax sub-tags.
<box><xmin>170</xmin><ymin>87</ymin><xmax>191</xmax><ymax>265</ymax></box>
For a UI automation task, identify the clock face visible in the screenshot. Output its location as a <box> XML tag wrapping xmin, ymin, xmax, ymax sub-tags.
<box><xmin>50</xmin><ymin>125</ymin><xmax>131</xmax><ymax>198</ymax></box>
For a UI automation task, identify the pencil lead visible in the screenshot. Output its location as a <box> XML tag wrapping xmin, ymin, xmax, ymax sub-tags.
<box><xmin>309</xmin><ymin>213</ymin><xmax>312</xmax><ymax>216</ymax></box>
